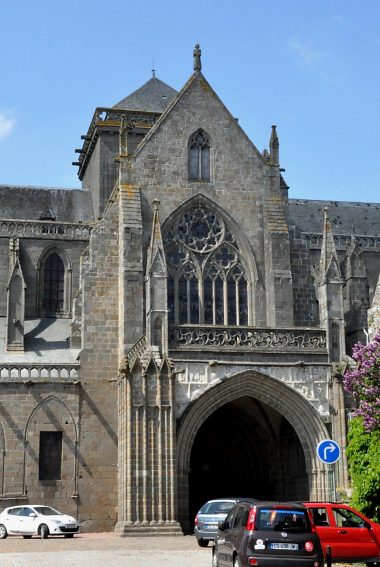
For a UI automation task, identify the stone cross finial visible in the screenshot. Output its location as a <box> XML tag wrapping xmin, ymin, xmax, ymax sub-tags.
<box><xmin>193</xmin><ymin>43</ymin><xmax>202</xmax><ymax>72</ymax></box>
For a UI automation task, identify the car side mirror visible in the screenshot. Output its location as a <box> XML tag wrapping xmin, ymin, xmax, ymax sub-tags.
<box><xmin>218</xmin><ymin>520</ymin><xmax>226</xmax><ymax>531</ymax></box>
<box><xmin>29</xmin><ymin>512</ymin><xmax>37</xmax><ymax>517</ymax></box>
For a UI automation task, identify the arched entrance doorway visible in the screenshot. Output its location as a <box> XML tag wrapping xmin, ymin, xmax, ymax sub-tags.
<box><xmin>189</xmin><ymin>396</ymin><xmax>307</xmax><ymax>524</ymax></box>
<box><xmin>176</xmin><ymin>370</ymin><xmax>330</xmax><ymax>532</ymax></box>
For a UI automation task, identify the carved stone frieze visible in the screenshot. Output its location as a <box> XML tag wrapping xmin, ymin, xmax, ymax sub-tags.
<box><xmin>173</xmin><ymin>361</ymin><xmax>331</xmax><ymax>420</ymax></box>
<box><xmin>169</xmin><ymin>326</ymin><xmax>327</xmax><ymax>351</ymax></box>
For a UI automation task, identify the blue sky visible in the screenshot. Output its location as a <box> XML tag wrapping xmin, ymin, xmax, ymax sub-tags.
<box><xmin>0</xmin><ymin>0</ymin><xmax>379</xmax><ymax>202</ymax></box>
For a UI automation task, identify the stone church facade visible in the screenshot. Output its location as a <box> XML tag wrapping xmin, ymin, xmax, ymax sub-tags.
<box><xmin>0</xmin><ymin>45</ymin><xmax>379</xmax><ymax>534</ymax></box>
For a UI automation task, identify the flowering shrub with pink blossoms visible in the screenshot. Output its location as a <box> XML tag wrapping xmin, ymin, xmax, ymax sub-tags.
<box><xmin>343</xmin><ymin>332</ymin><xmax>380</xmax><ymax>432</ymax></box>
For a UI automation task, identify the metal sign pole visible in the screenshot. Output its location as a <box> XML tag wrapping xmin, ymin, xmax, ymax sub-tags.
<box><xmin>328</xmin><ymin>464</ymin><xmax>336</xmax><ymax>501</ymax></box>
<box><xmin>316</xmin><ymin>439</ymin><xmax>340</xmax><ymax>501</ymax></box>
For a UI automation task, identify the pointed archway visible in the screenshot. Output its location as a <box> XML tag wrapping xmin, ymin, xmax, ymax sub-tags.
<box><xmin>176</xmin><ymin>370</ymin><xmax>330</xmax><ymax>532</ymax></box>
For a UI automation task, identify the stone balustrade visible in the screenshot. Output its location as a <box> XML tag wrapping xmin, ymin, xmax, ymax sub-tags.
<box><xmin>126</xmin><ymin>334</ymin><xmax>147</xmax><ymax>369</ymax></box>
<box><xmin>306</xmin><ymin>233</ymin><xmax>380</xmax><ymax>251</ymax></box>
<box><xmin>0</xmin><ymin>220</ymin><xmax>92</xmax><ymax>240</ymax></box>
<box><xmin>0</xmin><ymin>363</ymin><xmax>80</xmax><ymax>382</ymax></box>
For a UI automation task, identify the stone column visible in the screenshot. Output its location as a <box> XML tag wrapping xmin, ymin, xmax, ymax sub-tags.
<box><xmin>115</xmin><ymin>360</ymin><xmax>182</xmax><ymax>535</ymax></box>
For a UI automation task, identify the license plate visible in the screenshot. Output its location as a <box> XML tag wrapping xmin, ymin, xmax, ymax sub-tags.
<box><xmin>205</xmin><ymin>523</ymin><xmax>217</xmax><ymax>529</ymax></box>
<box><xmin>270</xmin><ymin>542</ymin><xmax>299</xmax><ymax>550</ymax></box>
<box><xmin>66</xmin><ymin>524</ymin><xmax>76</xmax><ymax>529</ymax></box>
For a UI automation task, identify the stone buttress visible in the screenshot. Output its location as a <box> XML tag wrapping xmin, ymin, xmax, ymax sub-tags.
<box><xmin>115</xmin><ymin>180</ymin><xmax>181</xmax><ymax>534</ymax></box>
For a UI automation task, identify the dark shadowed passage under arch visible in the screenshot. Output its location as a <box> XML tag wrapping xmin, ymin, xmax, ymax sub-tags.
<box><xmin>177</xmin><ymin>370</ymin><xmax>330</xmax><ymax>532</ymax></box>
<box><xmin>188</xmin><ymin>396</ymin><xmax>308</xmax><ymax>528</ymax></box>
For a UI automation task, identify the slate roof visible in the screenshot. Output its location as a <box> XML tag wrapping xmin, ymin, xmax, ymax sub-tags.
<box><xmin>289</xmin><ymin>199</ymin><xmax>380</xmax><ymax>236</ymax></box>
<box><xmin>0</xmin><ymin>185</ymin><xmax>94</xmax><ymax>223</ymax></box>
<box><xmin>113</xmin><ymin>77</ymin><xmax>178</xmax><ymax>113</ymax></box>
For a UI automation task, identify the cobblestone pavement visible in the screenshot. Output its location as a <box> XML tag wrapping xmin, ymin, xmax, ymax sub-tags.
<box><xmin>0</xmin><ymin>532</ymin><xmax>366</xmax><ymax>567</ymax></box>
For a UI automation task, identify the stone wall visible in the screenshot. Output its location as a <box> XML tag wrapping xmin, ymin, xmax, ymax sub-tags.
<box><xmin>77</xmin><ymin>198</ymin><xmax>120</xmax><ymax>531</ymax></box>
<box><xmin>0</xmin><ymin>382</ymin><xmax>79</xmax><ymax>519</ymax></box>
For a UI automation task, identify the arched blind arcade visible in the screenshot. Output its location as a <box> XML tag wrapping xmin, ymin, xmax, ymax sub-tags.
<box><xmin>189</xmin><ymin>130</ymin><xmax>210</xmax><ymax>181</ymax></box>
<box><xmin>165</xmin><ymin>205</ymin><xmax>249</xmax><ymax>326</ymax></box>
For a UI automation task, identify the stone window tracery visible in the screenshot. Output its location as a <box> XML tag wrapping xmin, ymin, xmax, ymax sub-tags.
<box><xmin>188</xmin><ymin>130</ymin><xmax>210</xmax><ymax>181</ymax></box>
<box><xmin>165</xmin><ymin>204</ymin><xmax>249</xmax><ymax>326</ymax></box>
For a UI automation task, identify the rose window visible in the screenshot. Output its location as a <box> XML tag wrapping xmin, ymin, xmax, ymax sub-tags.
<box><xmin>166</xmin><ymin>205</ymin><xmax>249</xmax><ymax>326</ymax></box>
<box><xmin>177</xmin><ymin>207</ymin><xmax>224</xmax><ymax>252</ymax></box>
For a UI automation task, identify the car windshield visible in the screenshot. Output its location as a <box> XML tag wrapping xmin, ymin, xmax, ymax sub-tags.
<box><xmin>33</xmin><ymin>506</ymin><xmax>62</xmax><ymax>516</ymax></box>
<box><xmin>200</xmin><ymin>501</ymin><xmax>235</xmax><ymax>514</ymax></box>
<box><xmin>257</xmin><ymin>508</ymin><xmax>309</xmax><ymax>532</ymax></box>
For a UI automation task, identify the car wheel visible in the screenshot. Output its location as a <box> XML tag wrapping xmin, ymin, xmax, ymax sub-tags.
<box><xmin>0</xmin><ymin>524</ymin><xmax>7</xmax><ymax>539</ymax></box>
<box><xmin>197</xmin><ymin>538</ymin><xmax>209</xmax><ymax>547</ymax></box>
<box><xmin>233</xmin><ymin>556</ymin><xmax>242</xmax><ymax>567</ymax></box>
<box><xmin>40</xmin><ymin>524</ymin><xmax>49</xmax><ymax>539</ymax></box>
<box><xmin>23</xmin><ymin>535</ymin><xmax>32</xmax><ymax>539</ymax></box>
<box><xmin>64</xmin><ymin>534</ymin><xmax>74</xmax><ymax>538</ymax></box>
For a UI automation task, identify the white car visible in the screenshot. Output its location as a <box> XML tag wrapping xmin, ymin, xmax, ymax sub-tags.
<box><xmin>0</xmin><ymin>505</ymin><xmax>79</xmax><ymax>538</ymax></box>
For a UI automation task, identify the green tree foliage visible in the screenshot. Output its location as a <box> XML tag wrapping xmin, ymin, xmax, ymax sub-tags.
<box><xmin>346</xmin><ymin>417</ymin><xmax>380</xmax><ymax>521</ymax></box>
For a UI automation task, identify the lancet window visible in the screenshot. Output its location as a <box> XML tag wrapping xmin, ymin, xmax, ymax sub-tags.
<box><xmin>42</xmin><ymin>252</ymin><xmax>64</xmax><ymax>313</ymax></box>
<box><xmin>165</xmin><ymin>205</ymin><xmax>249</xmax><ymax>326</ymax></box>
<box><xmin>188</xmin><ymin>130</ymin><xmax>210</xmax><ymax>181</ymax></box>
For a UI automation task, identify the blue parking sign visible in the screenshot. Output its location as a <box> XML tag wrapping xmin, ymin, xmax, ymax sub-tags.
<box><xmin>317</xmin><ymin>439</ymin><xmax>341</xmax><ymax>464</ymax></box>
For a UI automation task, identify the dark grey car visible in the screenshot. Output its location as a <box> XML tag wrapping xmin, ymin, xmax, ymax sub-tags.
<box><xmin>212</xmin><ymin>499</ymin><xmax>324</xmax><ymax>566</ymax></box>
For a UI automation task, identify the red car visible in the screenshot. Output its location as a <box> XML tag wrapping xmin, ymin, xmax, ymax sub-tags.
<box><xmin>304</xmin><ymin>502</ymin><xmax>380</xmax><ymax>566</ymax></box>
